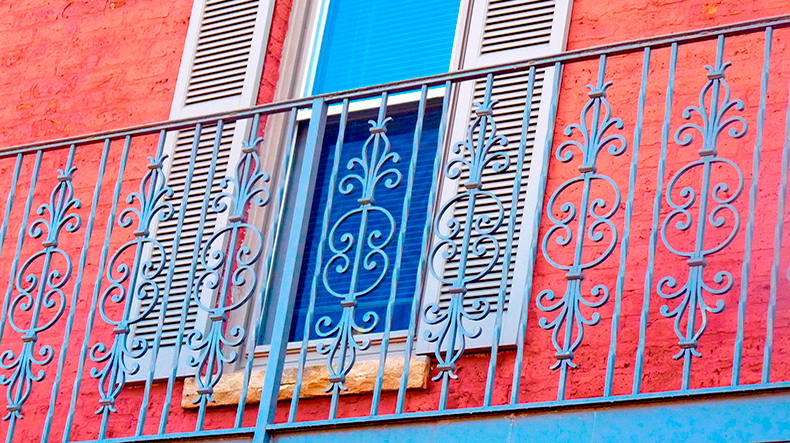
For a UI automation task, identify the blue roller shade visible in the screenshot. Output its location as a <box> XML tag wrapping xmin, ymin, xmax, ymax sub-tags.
<box><xmin>289</xmin><ymin>103</ymin><xmax>442</xmax><ymax>342</ymax></box>
<box><xmin>311</xmin><ymin>0</ymin><xmax>461</xmax><ymax>94</ymax></box>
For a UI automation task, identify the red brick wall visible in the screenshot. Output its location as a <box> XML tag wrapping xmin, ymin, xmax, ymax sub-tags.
<box><xmin>0</xmin><ymin>1</ymin><xmax>192</xmax><ymax>148</ymax></box>
<box><xmin>1</xmin><ymin>0</ymin><xmax>789</xmax><ymax>440</ymax></box>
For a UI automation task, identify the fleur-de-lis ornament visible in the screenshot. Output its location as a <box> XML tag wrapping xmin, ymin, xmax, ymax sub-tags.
<box><xmin>316</xmin><ymin>116</ymin><xmax>401</xmax><ymax>394</ymax></box>
<box><xmin>426</xmin><ymin>78</ymin><xmax>510</xmax><ymax>387</ymax></box>
<box><xmin>90</xmin><ymin>154</ymin><xmax>174</xmax><ymax>415</ymax></box>
<box><xmin>538</xmin><ymin>65</ymin><xmax>626</xmax><ymax>397</ymax></box>
<box><xmin>186</xmin><ymin>133</ymin><xmax>270</xmax><ymax>406</ymax></box>
<box><xmin>658</xmin><ymin>38</ymin><xmax>745</xmax><ymax>388</ymax></box>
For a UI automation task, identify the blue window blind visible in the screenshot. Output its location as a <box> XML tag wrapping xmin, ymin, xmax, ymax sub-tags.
<box><xmin>289</xmin><ymin>103</ymin><xmax>442</xmax><ymax>342</ymax></box>
<box><xmin>311</xmin><ymin>0</ymin><xmax>461</xmax><ymax>94</ymax></box>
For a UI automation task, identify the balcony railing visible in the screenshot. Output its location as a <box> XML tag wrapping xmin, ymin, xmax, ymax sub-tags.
<box><xmin>2</xmin><ymin>14</ymin><xmax>790</xmax><ymax>443</ymax></box>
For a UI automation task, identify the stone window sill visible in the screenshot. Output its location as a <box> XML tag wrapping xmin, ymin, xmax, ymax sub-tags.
<box><xmin>181</xmin><ymin>356</ymin><xmax>430</xmax><ymax>409</ymax></box>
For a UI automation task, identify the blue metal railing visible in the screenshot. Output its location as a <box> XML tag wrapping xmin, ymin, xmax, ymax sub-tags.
<box><xmin>0</xmin><ymin>14</ymin><xmax>789</xmax><ymax>443</ymax></box>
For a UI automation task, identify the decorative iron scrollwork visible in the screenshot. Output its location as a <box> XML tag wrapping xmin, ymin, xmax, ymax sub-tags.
<box><xmin>90</xmin><ymin>154</ymin><xmax>174</xmax><ymax>414</ymax></box>
<box><xmin>538</xmin><ymin>75</ymin><xmax>626</xmax><ymax>375</ymax></box>
<box><xmin>658</xmin><ymin>58</ymin><xmax>746</xmax><ymax>362</ymax></box>
<box><xmin>426</xmin><ymin>88</ymin><xmax>510</xmax><ymax>381</ymax></box>
<box><xmin>1</xmin><ymin>157</ymin><xmax>81</xmax><ymax>421</ymax></box>
<box><xmin>316</xmin><ymin>116</ymin><xmax>400</xmax><ymax>393</ymax></box>
<box><xmin>187</xmin><ymin>134</ymin><xmax>270</xmax><ymax>405</ymax></box>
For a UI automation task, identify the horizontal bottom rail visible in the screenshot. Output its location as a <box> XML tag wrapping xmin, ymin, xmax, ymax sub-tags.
<box><xmin>270</xmin><ymin>386</ymin><xmax>790</xmax><ymax>443</ymax></box>
<box><xmin>267</xmin><ymin>382</ymin><xmax>790</xmax><ymax>433</ymax></box>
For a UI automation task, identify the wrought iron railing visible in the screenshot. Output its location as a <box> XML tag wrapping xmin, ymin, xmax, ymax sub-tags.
<box><xmin>0</xmin><ymin>14</ymin><xmax>790</xmax><ymax>443</ymax></box>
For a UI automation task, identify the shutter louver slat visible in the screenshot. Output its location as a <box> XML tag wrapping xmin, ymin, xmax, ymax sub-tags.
<box><xmin>481</xmin><ymin>0</ymin><xmax>556</xmax><ymax>54</ymax></box>
<box><xmin>184</xmin><ymin>0</ymin><xmax>260</xmax><ymax>106</ymax></box>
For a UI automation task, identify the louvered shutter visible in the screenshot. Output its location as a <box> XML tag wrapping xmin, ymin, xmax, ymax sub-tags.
<box><xmin>130</xmin><ymin>0</ymin><xmax>275</xmax><ymax>378</ymax></box>
<box><xmin>417</xmin><ymin>0</ymin><xmax>571</xmax><ymax>352</ymax></box>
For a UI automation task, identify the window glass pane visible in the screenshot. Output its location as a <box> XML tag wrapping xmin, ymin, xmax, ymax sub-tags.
<box><xmin>289</xmin><ymin>102</ymin><xmax>442</xmax><ymax>342</ymax></box>
<box><xmin>311</xmin><ymin>0</ymin><xmax>461</xmax><ymax>94</ymax></box>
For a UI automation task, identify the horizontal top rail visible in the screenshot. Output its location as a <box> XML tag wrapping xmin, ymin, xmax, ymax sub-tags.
<box><xmin>2</xmin><ymin>13</ymin><xmax>790</xmax><ymax>157</ymax></box>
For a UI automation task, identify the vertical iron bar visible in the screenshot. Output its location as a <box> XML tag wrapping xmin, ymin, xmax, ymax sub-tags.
<box><xmin>236</xmin><ymin>109</ymin><xmax>299</xmax><ymax>426</ymax></box>
<box><xmin>327</xmin><ymin>93</ymin><xmax>388</xmax><ymax>420</ymax></box>
<box><xmin>254</xmin><ymin>98</ymin><xmax>327</xmax><ymax>443</ymax></box>
<box><xmin>137</xmin><ymin>124</ymin><xmax>203</xmax><ymax>436</ymax></box>
<box><xmin>0</xmin><ymin>151</ymin><xmax>40</xmax><ymax>345</ymax></box>
<box><xmin>41</xmin><ymin>142</ymin><xmax>110</xmax><ymax>443</ymax></box>
<box><xmin>396</xmin><ymin>81</ymin><xmax>452</xmax><ymax>414</ymax></box>
<box><xmin>634</xmin><ymin>43</ymin><xmax>678</xmax><ymax>394</ymax></box>
<box><xmin>763</xmin><ymin>46</ymin><xmax>790</xmax><ymax>385</ymax></box>
<box><xmin>289</xmin><ymin>98</ymin><xmax>347</xmax><ymax>422</ymax></box>
<box><xmin>732</xmin><ymin>27</ymin><xmax>771</xmax><ymax>386</ymax></box>
<box><xmin>485</xmin><ymin>67</ymin><xmax>536</xmax><ymax>406</ymax></box>
<box><xmin>371</xmin><ymin>86</ymin><xmax>428</xmax><ymax>416</ymax></box>
<box><xmin>63</xmin><ymin>137</ymin><xmax>131</xmax><ymax>442</ymax></box>
<box><xmin>604</xmin><ymin>48</ymin><xmax>651</xmax><ymax>396</ymax></box>
<box><xmin>511</xmin><ymin>63</ymin><xmax>563</xmax><ymax>404</ymax></box>
<box><xmin>0</xmin><ymin>154</ymin><xmax>23</xmax><ymax>342</ymax></box>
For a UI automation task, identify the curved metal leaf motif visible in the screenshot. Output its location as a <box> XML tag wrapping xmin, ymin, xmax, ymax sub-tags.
<box><xmin>90</xmin><ymin>155</ymin><xmax>174</xmax><ymax>414</ymax></box>
<box><xmin>317</xmin><ymin>117</ymin><xmax>399</xmax><ymax>392</ymax></box>
<box><xmin>426</xmin><ymin>93</ymin><xmax>509</xmax><ymax>381</ymax></box>
<box><xmin>538</xmin><ymin>79</ymin><xmax>626</xmax><ymax>372</ymax></box>
<box><xmin>659</xmin><ymin>60</ymin><xmax>746</xmax><ymax>360</ymax></box>
<box><xmin>1</xmin><ymin>161</ymin><xmax>81</xmax><ymax>421</ymax></box>
<box><xmin>187</xmin><ymin>135</ymin><xmax>270</xmax><ymax>404</ymax></box>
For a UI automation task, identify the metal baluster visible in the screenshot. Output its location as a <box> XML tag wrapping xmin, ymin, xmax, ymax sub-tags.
<box><xmin>319</xmin><ymin>93</ymin><xmax>399</xmax><ymax>420</ymax></box>
<box><xmin>2</xmin><ymin>146</ymin><xmax>80</xmax><ymax>443</ymax></box>
<box><xmin>0</xmin><ymin>155</ymin><xmax>24</xmax><ymax>343</ymax></box>
<box><xmin>427</xmin><ymin>73</ymin><xmax>505</xmax><ymax>411</ymax></box>
<box><xmin>538</xmin><ymin>55</ymin><xmax>627</xmax><ymax>401</ymax></box>
<box><xmin>91</xmin><ymin>134</ymin><xmax>172</xmax><ymax>439</ymax></box>
<box><xmin>190</xmin><ymin>114</ymin><xmax>271</xmax><ymax>431</ymax></box>
<box><xmin>633</xmin><ymin>43</ymin><xmax>678</xmax><ymax>394</ymax></box>
<box><xmin>371</xmin><ymin>85</ymin><xmax>428</xmax><ymax>416</ymax></box>
<box><xmin>237</xmin><ymin>109</ymin><xmax>299</xmax><ymax>427</ymax></box>
<box><xmin>733</xmin><ymin>27</ymin><xmax>771</xmax><ymax>386</ymax></box>
<box><xmin>604</xmin><ymin>48</ymin><xmax>651</xmax><ymax>397</ymax></box>
<box><xmin>511</xmin><ymin>63</ymin><xmax>562</xmax><ymax>405</ymax></box>
<box><xmin>137</xmin><ymin>124</ymin><xmax>202</xmax><ymax>436</ymax></box>
<box><xmin>63</xmin><ymin>137</ymin><xmax>131</xmax><ymax>442</ymax></box>
<box><xmin>41</xmin><ymin>140</ymin><xmax>110</xmax><ymax>443</ymax></box>
<box><xmin>158</xmin><ymin>120</ymin><xmax>223</xmax><ymax>434</ymax></box>
<box><xmin>0</xmin><ymin>152</ymin><xmax>40</xmax><ymax>346</ymax></box>
<box><xmin>659</xmin><ymin>35</ymin><xmax>746</xmax><ymax>390</ymax></box>
<box><xmin>484</xmin><ymin>67</ymin><xmax>536</xmax><ymax>407</ymax></box>
<box><xmin>763</xmin><ymin>42</ymin><xmax>790</xmax><ymax>385</ymax></box>
<box><xmin>396</xmin><ymin>81</ymin><xmax>452</xmax><ymax>414</ymax></box>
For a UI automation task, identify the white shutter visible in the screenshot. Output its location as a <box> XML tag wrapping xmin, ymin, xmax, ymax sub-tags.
<box><xmin>131</xmin><ymin>0</ymin><xmax>274</xmax><ymax>378</ymax></box>
<box><xmin>418</xmin><ymin>0</ymin><xmax>571</xmax><ymax>352</ymax></box>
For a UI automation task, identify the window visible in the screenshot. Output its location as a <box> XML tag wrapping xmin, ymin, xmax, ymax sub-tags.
<box><xmin>260</xmin><ymin>0</ymin><xmax>573</xmax><ymax>366</ymax></box>
<box><xmin>263</xmin><ymin>0</ymin><xmax>463</xmax><ymax>356</ymax></box>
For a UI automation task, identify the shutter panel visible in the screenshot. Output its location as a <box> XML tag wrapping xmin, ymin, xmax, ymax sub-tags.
<box><xmin>130</xmin><ymin>0</ymin><xmax>274</xmax><ymax>379</ymax></box>
<box><xmin>418</xmin><ymin>0</ymin><xmax>571</xmax><ymax>352</ymax></box>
